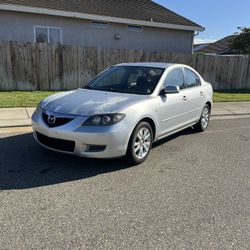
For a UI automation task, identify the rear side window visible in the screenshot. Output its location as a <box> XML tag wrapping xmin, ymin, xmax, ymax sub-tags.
<box><xmin>164</xmin><ymin>68</ymin><xmax>185</xmax><ymax>89</ymax></box>
<box><xmin>184</xmin><ymin>68</ymin><xmax>201</xmax><ymax>88</ymax></box>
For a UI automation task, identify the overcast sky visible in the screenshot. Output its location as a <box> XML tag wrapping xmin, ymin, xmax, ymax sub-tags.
<box><xmin>154</xmin><ymin>0</ymin><xmax>250</xmax><ymax>44</ymax></box>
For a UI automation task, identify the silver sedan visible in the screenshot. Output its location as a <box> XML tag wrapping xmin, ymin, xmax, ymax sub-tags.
<box><xmin>32</xmin><ymin>63</ymin><xmax>213</xmax><ymax>164</ymax></box>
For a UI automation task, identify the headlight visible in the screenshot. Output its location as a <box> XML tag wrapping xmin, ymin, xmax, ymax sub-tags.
<box><xmin>82</xmin><ymin>113</ymin><xmax>126</xmax><ymax>126</ymax></box>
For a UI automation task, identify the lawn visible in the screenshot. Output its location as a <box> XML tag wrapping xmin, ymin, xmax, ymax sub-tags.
<box><xmin>0</xmin><ymin>89</ymin><xmax>250</xmax><ymax>108</ymax></box>
<box><xmin>213</xmin><ymin>89</ymin><xmax>250</xmax><ymax>102</ymax></box>
<box><xmin>0</xmin><ymin>91</ymin><xmax>59</xmax><ymax>108</ymax></box>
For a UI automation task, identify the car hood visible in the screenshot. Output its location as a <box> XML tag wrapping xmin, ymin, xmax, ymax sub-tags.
<box><xmin>41</xmin><ymin>89</ymin><xmax>147</xmax><ymax>116</ymax></box>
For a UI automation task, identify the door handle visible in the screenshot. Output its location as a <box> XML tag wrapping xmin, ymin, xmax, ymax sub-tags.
<box><xmin>182</xmin><ymin>96</ymin><xmax>188</xmax><ymax>101</ymax></box>
<box><xmin>200</xmin><ymin>91</ymin><xmax>204</xmax><ymax>96</ymax></box>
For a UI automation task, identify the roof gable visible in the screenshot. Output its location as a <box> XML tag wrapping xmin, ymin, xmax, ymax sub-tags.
<box><xmin>0</xmin><ymin>0</ymin><xmax>203</xmax><ymax>31</ymax></box>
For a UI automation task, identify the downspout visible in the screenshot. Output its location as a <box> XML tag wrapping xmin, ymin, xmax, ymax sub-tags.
<box><xmin>192</xmin><ymin>31</ymin><xmax>200</xmax><ymax>54</ymax></box>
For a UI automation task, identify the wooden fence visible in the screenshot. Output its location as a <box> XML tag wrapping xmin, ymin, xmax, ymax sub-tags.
<box><xmin>0</xmin><ymin>41</ymin><xmax>250</xmax><ymax>91</ymax></box>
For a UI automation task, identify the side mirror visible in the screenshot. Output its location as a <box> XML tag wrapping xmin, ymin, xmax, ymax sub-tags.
<box><xmin>160</xmin><ymin>85</ymin><xmax>180</xmax><ymax>95</ymax></box>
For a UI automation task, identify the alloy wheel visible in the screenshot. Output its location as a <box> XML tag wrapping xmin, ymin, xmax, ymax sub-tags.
<box><xmin>201</xmin><ymin>106</ymin><xmax>210</xmax><ymax>129</ymax></box>
<box><xmin>134</xmin><ymin>127</ymin><xmax>151</xmax><ymax>159</ymax></box>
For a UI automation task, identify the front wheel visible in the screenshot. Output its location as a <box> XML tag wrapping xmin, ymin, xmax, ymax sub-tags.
<box><xmin>126</xmin><ymin>122</ymin><xmax>153</xmax><ymax>165</ymax></box>
<box><xmin>194</xmin><ymin>104</ymin><xmax>211</xmax><ymax>132</ymax></box>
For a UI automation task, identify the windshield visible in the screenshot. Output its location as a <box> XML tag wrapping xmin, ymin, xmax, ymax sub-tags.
<box><xmin>84</xmin><ymin>66</ymin><xmax>165</xmax><ymax>95</ymax></box>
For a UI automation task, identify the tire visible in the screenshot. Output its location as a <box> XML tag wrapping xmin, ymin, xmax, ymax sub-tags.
<box><xmin>126</xmin><ymin>121</ymin><xmax>153</xmax><ymax>165</ymax></box>
<box><xmin>194</xmin><ymin>104</ymin><xmax>211</xmax><ymax>132</ymax></box>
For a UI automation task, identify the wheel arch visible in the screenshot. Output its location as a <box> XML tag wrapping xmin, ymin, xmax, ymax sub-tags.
<box><xmin>138</xmin><ymin>117</ymin><xmax>156</xmax><ymax>141</ymax></box>
<box><xmin>206</xmin><ymin>101</ymin><xmax>212</xmax><ymax>110</ymax></box>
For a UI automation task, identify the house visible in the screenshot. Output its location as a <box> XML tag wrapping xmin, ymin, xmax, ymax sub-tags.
<box><xmin>194</xmin><ymin>35</ymin><xmax>238</xmax><ymax>55</ymax></box>
<box><xmin>193</xmin><ymin>43</ymin><xmax>210</xmax><ymax>53</ymax></box>
<box><xmin>0</xmin><ymin>0</ymin><xmax>204</xmax><ymax>53</ymax></box>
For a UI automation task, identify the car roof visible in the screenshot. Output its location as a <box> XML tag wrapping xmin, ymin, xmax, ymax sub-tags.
<box><xmin>115</xmin><ymin>62</ymin><xmax>178</xmax><ymax>69</ymax></box>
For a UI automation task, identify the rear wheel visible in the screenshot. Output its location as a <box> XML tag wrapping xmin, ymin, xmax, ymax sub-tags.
<box><xmin>126</xmin><ymin>122</ymin><xmax>153</xmax><ymax>165</ymax></box>
<box><xmin>194</xmin><ymin>104</ymin><xmax>211</xmax><ymax>132</ymax></box>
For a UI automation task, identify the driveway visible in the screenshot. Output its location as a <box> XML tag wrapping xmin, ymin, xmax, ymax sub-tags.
<box><xmin>0</xmin><ymin>119</ymin><xmax>250</xmax><ymax>249</ymax></box>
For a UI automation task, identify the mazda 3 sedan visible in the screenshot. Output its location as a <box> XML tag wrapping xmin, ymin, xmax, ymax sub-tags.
<box><xmin>32</xmin><ymin>63</ymin><xmax>213</xmax><ymax>164</ymax></box>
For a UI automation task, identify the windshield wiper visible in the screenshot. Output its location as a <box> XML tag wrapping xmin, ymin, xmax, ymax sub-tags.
<box><xmin>102</xmin><ymin>88</ymin><xmax>129</xmax><ymax>93</ymax></box>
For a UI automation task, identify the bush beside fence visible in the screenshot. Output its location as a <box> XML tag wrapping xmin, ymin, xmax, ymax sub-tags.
<box><xmin>0</xmin><ymin>41</ymin><xmax>249</xmax><ymax>91</ymax></box>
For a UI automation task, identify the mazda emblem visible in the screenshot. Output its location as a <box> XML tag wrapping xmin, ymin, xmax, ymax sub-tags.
<box><xmin>48</xmin><ymin>115</ymin><xmax>56</xmax><ymax>125</ymax></box>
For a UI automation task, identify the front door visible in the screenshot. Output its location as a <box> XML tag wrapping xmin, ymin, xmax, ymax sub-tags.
<box><xmin>159</xmin><ymin>67</ymin><xmax>190</xmax><ymax>138</ymax></box>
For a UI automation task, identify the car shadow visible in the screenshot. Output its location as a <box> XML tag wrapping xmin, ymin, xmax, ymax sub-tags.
<box><xmin>153</xmin><ymin>127</ymin><xmax>194</xmax><ymax>148</ymax></box>
<box><xmin>0</xmin><ymin>127</ymin><xmax>194</xmax><ymax>190</ymax></box>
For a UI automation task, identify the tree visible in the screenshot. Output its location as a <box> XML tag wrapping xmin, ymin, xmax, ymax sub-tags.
<box><xmin>231</xmin><ymin>27</ymin><xmax>250</xmax><ymax>54</ymax></box>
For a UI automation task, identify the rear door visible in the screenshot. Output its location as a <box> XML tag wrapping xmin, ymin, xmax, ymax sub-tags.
<box><xmin>181</xmin><ymin>67</ymin><xmax>205</xmax><ymax>123</ymax></box>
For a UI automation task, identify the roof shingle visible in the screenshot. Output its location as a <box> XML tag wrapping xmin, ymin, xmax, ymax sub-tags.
<box><xmin>0</xmin><ymin>0</ymin><xmax>203</xmax><ymax>29</ymax></box>
<box><xmin>197</xmin><ymin>35</ymin><xmax>236</xmax><ymax>54</ymax></box>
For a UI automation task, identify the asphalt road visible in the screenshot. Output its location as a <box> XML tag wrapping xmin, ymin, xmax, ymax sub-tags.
<box><xmin>0</xmin><ymin>119</ymin><xmax>250</xmax><ymax>249</ymax></box>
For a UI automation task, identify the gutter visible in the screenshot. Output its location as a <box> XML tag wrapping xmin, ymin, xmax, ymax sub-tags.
<box><xmin>0</xmin><ymin>3</ymin><xmax>205</xmax><ymax>32</ymax></box>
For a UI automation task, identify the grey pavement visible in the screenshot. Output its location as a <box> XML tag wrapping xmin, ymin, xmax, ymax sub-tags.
<box><xmin>0</xmin><ymin>102</ymin><xmax>250</xmax><ymax>128</ymax></box>
<box><xmin>0</xmin><ymin>118</ymin><xmax>249</xmax><ymax>249</ymax></box>
<box><xmin>212</xmin><ymin>102</ymin><xmax>250</xmax><ymax>116</ymax></box>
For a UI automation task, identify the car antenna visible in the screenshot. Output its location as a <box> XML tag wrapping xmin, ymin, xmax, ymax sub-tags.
<box><xmin>170</xmin><ymin>55</ymin><xmax>179</xmax><ymax>63</ymax></box>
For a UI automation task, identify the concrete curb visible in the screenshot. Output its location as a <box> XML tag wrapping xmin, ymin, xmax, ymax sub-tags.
<box><xmin>0</xmin><ymin>124</ymin><xmax>32</xmax><ymax>129</ymax></box>
<box><xmin>212</xmin><ymin>113</ymin><xmax>250</xmax><ymax>117</ymax></box>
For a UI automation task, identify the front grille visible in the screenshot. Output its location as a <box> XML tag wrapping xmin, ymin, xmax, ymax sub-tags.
<box><xmin>42</xmin><ymin>112</ymin><xmax>74</xmax><ymax>128</ymax></box>
<box><xmin>36</xmin><ymin>132</ymin><xmax>75</xmax><ymax>152</ymax></box>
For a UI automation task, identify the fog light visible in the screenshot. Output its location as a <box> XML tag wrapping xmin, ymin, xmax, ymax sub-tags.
<box><xmin>87</xmin><ymin>145</ymin><xmax>106</xmax><ymax>152</ymax></box>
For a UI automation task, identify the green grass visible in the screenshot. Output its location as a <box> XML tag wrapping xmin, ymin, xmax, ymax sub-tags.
<box><xmin>0</xmin><ymin>91</ymin><xmax>59</xmax><ymax>108</ymax></box>
<box><xmin>213</xmin><ymin>89</ymin><xmax>250</xmax><ymax>102</ymax></box>
<box><xmin>0</xmin><ymin>89</ymin><xmax>250</xmax><ymax>108</ymax></box>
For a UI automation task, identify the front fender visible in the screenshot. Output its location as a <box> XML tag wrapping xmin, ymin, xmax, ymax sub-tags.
<box><xmin>121</xmin><ymin>97</ymin><xmax>160</xmax><ymax>145</ymax></box>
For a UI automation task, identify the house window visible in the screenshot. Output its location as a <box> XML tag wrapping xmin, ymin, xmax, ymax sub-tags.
<box><xmin>92</xmin><ymin>21</ymin><xmax>109</xmax><ymax>29</ymax></box>
<box><xmin>128</xmin><ymin>25</ymin><xmax>143</xmax><ymax>32</ymax></box>
<box><xmin>34</xmin><ymin>26</ymin><xmax>62</xmax><ymax>44</ymax></box>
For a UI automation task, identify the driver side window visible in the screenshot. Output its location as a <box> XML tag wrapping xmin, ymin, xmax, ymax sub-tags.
<box><xmin>164</xmin><ymin>68</ymin><xmax>185</xmax><ymax>90</ymax></box>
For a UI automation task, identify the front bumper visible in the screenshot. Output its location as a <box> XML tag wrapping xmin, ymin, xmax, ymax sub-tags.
<box><xmin>31</xmin><ymin>110</ymin><xmax>130</xmax><ymax>158</ymax></box>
